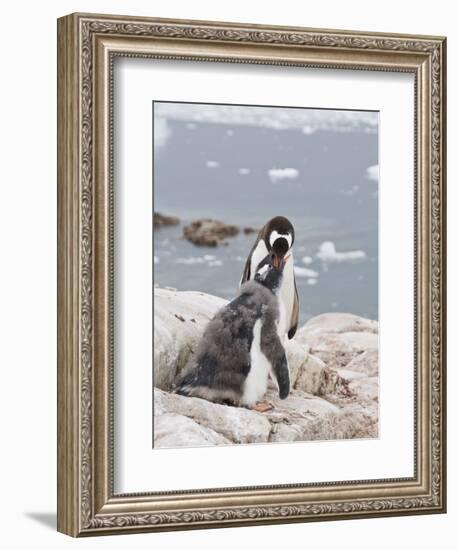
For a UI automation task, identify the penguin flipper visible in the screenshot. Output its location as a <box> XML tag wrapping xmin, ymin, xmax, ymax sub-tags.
<box><xmin>240</xmin><ymin>256</ymin><xmax>251</xmax><ymax>286</ymax></box>
<box><xmin>287</xmin><ymin>277</ymin><xmax>300</xmax><ymax>340</ymax></box>
<box><xmin>272</xmin><ymin>352</ymin><xmax>290</xmax><ymax>399</ymax></box>
<box><xmin>239</xmin><ymin>234</ymin><xmax>262</xmax><ymax>286</ymax></box>
<box><xmin>260</xmin><ymin>324</ymin><xmax>290</xmax><ymax>400</ymax></box>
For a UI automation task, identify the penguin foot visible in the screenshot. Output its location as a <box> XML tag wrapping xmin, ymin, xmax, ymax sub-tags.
<box><xmin>253</xmin><ymin>402</ymin><xmax>274</xmax><ymax>413</ymax></box>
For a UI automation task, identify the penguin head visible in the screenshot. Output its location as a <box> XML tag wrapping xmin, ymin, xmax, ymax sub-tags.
<box><xmin>263</xmin><ymin>216</ymin><xmax>295</xmax><ymax>270</ymax></box>
<box><xmin>254</xmin><ymin>252</ymin><xmax>288</xmax><ymax>293</ymax></box>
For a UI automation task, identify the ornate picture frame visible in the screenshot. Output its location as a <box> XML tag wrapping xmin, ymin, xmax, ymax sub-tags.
<box><xmin>57</xmin><ymin>12</ymin><xmax>446</xmax><ymax>536</ymax></box>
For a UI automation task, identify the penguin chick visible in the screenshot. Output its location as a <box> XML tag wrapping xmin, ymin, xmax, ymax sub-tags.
<box><xmin>175</xmin><ymin>254</ymin><xmax>290</xmax><ymax>408</ymax></box>
<box><xmin>240</xmin><ymin>216</ymin><xmax>299</xmax><ymax>339</ymax></box>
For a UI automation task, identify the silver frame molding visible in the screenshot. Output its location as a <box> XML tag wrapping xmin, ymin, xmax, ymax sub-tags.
<box><xmin>57</xmin><ymin>12</ymin><xmax>446</xmax><ymax>537</ymax></box>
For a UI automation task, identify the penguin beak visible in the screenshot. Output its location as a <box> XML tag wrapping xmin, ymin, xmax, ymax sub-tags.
<box><xmin>272</xmin><ymin>255</ymin><xmax>281</xmax><ymax>270</ymax></box>
<box><xmin>272</xmin><ymin>253</ymin><xmax>289</xmax><ymax>271</ymax></box>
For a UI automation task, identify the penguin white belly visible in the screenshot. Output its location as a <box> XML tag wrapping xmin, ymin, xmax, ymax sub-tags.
<box><xmin>276</xmin><ymin>300</ymin><xmax>287</xmax><ymax>342</ymax></box>
<box><xmin>242</xmin><ymin>319</ymin><xmax>271</xmax><ymax>407</ymax></box>
<box><xmin>279</xmin><ymin>251</ymin><xmax>295</xmax><ymax>333</ymax></box>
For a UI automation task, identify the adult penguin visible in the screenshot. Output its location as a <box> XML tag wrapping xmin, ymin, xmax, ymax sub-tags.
<box><xmin>175</xmin><ymin>253</ymin><xmax>290</xmax><ymax>411</ymax></box>
<box><xmin>240</xmin><ymin>216</ymin><xmax>299</xmax><ymax>339</ymax></box>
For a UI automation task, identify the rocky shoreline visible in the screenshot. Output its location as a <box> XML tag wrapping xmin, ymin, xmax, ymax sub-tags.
<box><xmin>154</xmin><ymin>212</ymin><xmax>259</xmax><ymax>247</ymax></box>
<box><xmin>154</xmin><ymin>287</ymin><xmax>379</xmax><ymax>448</ymax></box>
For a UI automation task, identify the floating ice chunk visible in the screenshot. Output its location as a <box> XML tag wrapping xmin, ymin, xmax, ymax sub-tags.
<box><xmin>268</xmin><ymin>168</ymin><xmax>299</xmax><ymax>183</ymax></box>
<box><xmin>154</xmin><ymin>117</ymin><xmax>171</xmax><ymax>149</ymax></box>
<box><xmin>294</xmin><ymin>266</ymin><xmax>319</xmax><ymax>278</ymax></box>
<box><xmin>154</xmin><ymin>255</ymin><xmax>159</xmax><ymax>264</ymax></box>
<box><xmin>302</xmin><ymin>256</ymin><xmax>313</xmax><ymax>265</ymax></box>
<box><xmin>239</xmin><ymin>168</ymin><xmax>250</xmax><ymax>175</ymax></box>
<box><xmin>176</xmin><ymin>257</ymin><xmax>206</xmax><ymax>265</ymax></box>
<box><xmin>302</xmin><ymin>125</ymin><xmax>316</xmax><ymax>135</ymax></box>
<box><xmin>208</xmin><ymin>260</ymin><xmax>223</xmax><ymax>267</ymax></box>
<box><xmin>366</xmin><ymin>165</ymin><xmax>379</xmax><ymax>181</ymax></box>
<box><xmin>307</xmin><ymin>278</ymin><xmax>318</xmax><ymax>286</ymax></box>
<box><xmin>203</xmin><ymin>254</ymin><xmax>216</xmax><ymax>261</ymax></box>
<box><xmin>206</xmin><ymin>160</ymin><xmax>219</xmax><ymax>168</ymax></box>
<box><xmin>317</xmin><ymin>241</ymin><xmax>366</xmax><ymax>263</ymax></box>
<box><xmin>226</xmin><ymin>129</ymin><xmax>234</xmax><ymax>136</ymax></box>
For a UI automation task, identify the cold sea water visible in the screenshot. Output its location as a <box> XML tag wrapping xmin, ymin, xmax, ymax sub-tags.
<box><xmin>153</xmin><ymin>116</ymin><xmax>378</xmax><ymax>325</ymax></box>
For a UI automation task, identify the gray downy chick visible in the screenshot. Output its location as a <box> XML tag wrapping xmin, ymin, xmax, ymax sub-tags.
<box><xmin>175</xmin><ymin>253</ymin><xmax>290</xmax><ymax>408</ymax></box>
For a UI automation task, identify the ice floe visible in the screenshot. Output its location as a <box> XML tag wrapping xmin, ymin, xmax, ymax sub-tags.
<box><xmin>176</xmin><ymin>256</ymin><xmax>224</xmax><ymax>267</ymax></box>
<box><xmin>155</xmin><ymin>103</ymin><xmax>378</xmax><ymax>135</ymax></box>
<box><xmin>205</xmin><ymin>160</ymin><xmax>219</xmax><ymax>168</ymax></box>
<box><xmin>268</xmin><ymin>167</ymin><xmax>299</xmax><ymax>183</ymax></box>
<box><xmin>154</xmin><ymin>117</ymin><xmax>171</xmax><ymax>149</ymax></box>
<box><xmin>317</xmin><ymin>241</ymin><xmax>366</xmax><ymax>263</ymax></box>
<box><xmin>294</xmin><ymin>266</ymin><xmax>319</xmax><ymax>278</ymax></box>
<box><xmin>366</xmin><ymin>165</ymin><xmax>379</xmax><ymax>182</ymax></box>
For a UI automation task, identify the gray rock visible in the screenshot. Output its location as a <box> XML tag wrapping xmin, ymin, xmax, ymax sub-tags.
<box><xmin>154</xmin><ymin>212</ymin><xmax>180</xmax><ymax>228</ymax></box>
<box><xmin>154</xmin><ymin>413</ymin><xmax>231</xmax><ymax>448</ymax></box>
<box><xmin>154</xmin><ymin>288</ymin><xmax>226</xmax><ymax>390</ymax></box>
<box><xmin>155</xmin><ymin>389</ymin><xmax>271</xmax><ymax>444</ymax></box>
<box><xmin>298</xmin><ymin>312</ymin><xmax>378</xmax><ymax>337</ymax></box>
<box><xmin>153</xmin><ymin>289</ymin><xmax>380</xmax><ymax>447</ymax></box>
<box><xmin>183</xmin><ymin>219</ymin><xmax>240</xmax><ymax>247</ymax></box>
<box><xmin>345</xmin><ymin>349</ymin><xmax>379</xmax><ymax>376</ymax></box>
<box><xmin>295</xmin><ymin>312</ymin><xmax>378</xmax><ymax>371</ymax></box>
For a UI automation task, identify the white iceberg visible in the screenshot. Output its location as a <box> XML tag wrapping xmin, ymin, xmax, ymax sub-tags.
<box><xmin>176</xmin><ymin>257</ymin><xmax>206</xmax><ymax>265</ymax></box>
<box><xmin>206</xmin><ymin>160</ymin><xmax>219</xmax><ymax>168</ymax></box>
<box><xmin>268</xmin><ymin>168</ymin><xmax>299</xmax><ymax>183</ymax></box>
<box><xmin>238</xmin><ymin>168</ymin><xmax>250</xmax><ymax>175</ymax></box>
<box><xmin>294</xmin><ymin>266</ymin><xmax>319</xmax><ymax>278</ymax></box>
<box><xmin>317</xmin><ymin>241</ymin><xmax>366</xmax><ymax>263</ymax></box>
<box><xmin>155</xmin><ymin>103</ymin><xmax>378</xmax><ymax>135</ymax></box>
<box><xmin>366</xmin><ymin>165</ymin><xmax>379</xmax><ymax>182</ymax></box>
<box><xmin>154</xmin><ymin>117</ymin><xmax>171</xmax><ymax>149</ymax></box>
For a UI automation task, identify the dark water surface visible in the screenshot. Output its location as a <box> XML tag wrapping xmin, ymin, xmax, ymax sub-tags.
<box><xmin>153</xmin><ymin>118</ymin><xmax>378</xmax><ymax>324</ymax></box>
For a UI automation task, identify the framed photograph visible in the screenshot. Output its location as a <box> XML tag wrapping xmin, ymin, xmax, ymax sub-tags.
<box><xmin>57</xmin><ymin>13</ymin><xmax>446</xmax><ymax>536</ymax></box>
